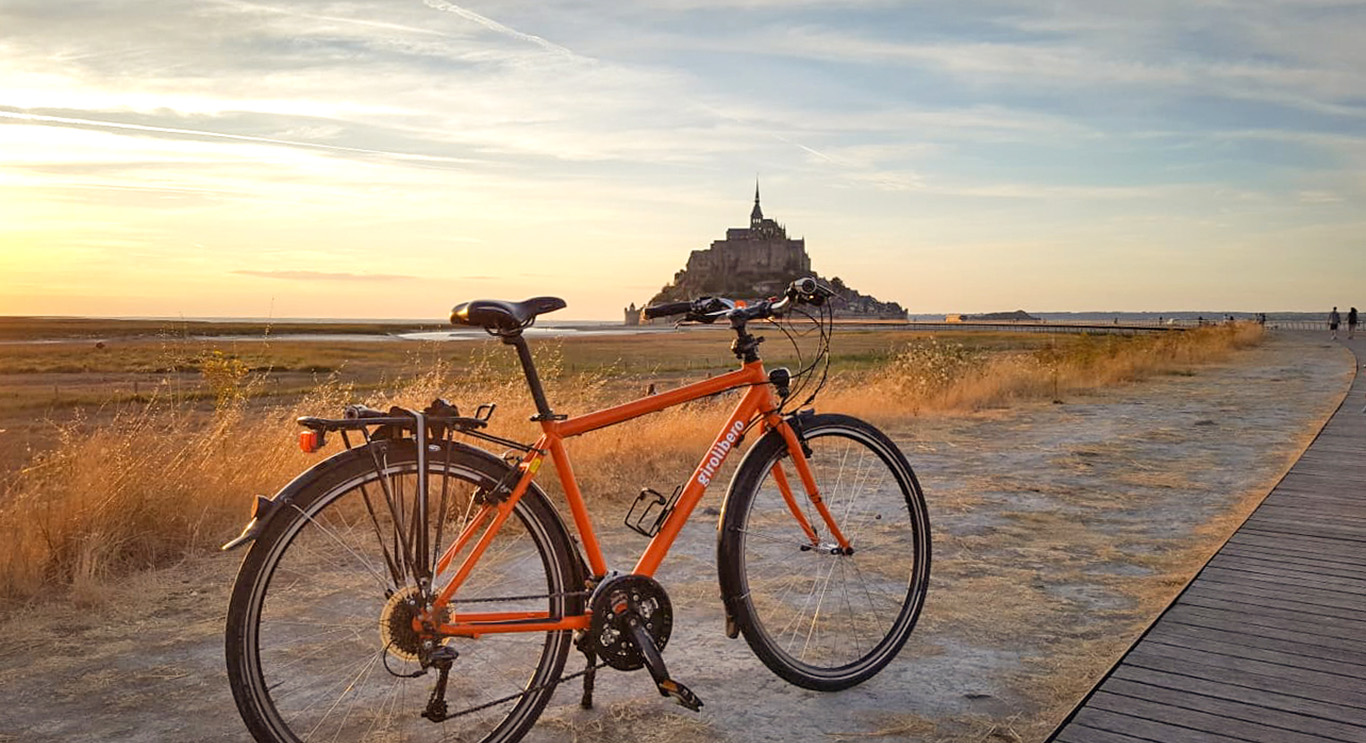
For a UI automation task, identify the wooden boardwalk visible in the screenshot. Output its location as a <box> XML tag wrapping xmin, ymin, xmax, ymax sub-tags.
<box><xmin>1049</xmin><ymin>336</ymin><xmax>1366</xmax><ymax>743</ymax></box>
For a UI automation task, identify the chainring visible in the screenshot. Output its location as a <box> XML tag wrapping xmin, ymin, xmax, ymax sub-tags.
<box><xmin>587</xmin><ymin>574</ymin><xmax>673</xmax><ymax>671</ymax></box>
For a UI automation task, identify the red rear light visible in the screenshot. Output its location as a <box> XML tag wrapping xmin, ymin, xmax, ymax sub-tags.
<box><xmin>299</xmin><ymin>430</ymin><xmax>322</xmax><ymax>453</ymax></box>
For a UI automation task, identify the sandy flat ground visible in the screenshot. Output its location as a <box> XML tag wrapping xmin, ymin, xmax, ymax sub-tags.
<box><xmin>0</xmin><ymin>332</ymin><xmax>1353</xmax><ymax>743</ymax></box>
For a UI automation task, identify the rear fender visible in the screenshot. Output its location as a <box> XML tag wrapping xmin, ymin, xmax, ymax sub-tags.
<box><xmin>221</xmin><ymin>440</ymin><xmax>586</xmax><ymax>601</ymax></box>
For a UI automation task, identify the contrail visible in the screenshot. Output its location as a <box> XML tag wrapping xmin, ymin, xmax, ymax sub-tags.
<box><xmin>0</xmin><ymin>109</ymin><xmax>478</xmax><ymax>164</ymax></box>
<box><xmin>223</xmin><ymin>0</ymin><xmax>465</xmax><ymax>40</ymax></box>
<box><xmin>416</xmin><ymin>2</ymin><xmax>849</xmax><ymax>172</ymax></box>
<box><xmin>422</xmin><ymin>0</ymin><xmax>580</xmax><ymax>59</ymax></box>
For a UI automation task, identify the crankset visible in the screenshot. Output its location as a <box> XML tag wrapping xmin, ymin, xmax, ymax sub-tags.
<box><xmin>586</xmin><ymin>574</ymin><xmax>703</xmax><ymax>711</ymax></box>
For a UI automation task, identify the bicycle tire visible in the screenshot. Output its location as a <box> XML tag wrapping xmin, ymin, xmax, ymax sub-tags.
<box><xmin>225</xmin><ymin>440</ymin><xmax>580</xmax><ymax>743</ymax></box>
<box><xmin>717</xmin><ymin>413</ymin><xmax>930</xmax><ymax>691</ymax></box>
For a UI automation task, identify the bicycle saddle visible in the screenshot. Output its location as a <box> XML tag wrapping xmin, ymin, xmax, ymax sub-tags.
<box><xmin>450</xmin><ymin>296</ymin><xmax>566</xmax><ymax>332</ymax></box>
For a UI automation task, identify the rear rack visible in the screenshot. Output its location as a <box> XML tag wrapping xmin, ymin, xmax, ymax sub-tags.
<box><xmin>297</xmin><ymin>398</ymin><xmax>534</xmax><ymax>454</ymax></box>
<box><xmin>291</xmin><ymin>397</ymin><xmax>535</xmax><ymax>586</ymax></box>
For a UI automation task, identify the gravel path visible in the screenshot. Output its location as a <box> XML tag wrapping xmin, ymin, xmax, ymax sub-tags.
<box><xmin>0</xmin><ymin>332</ymin><xmax>1352</xmax><ymax>743</ymax></box>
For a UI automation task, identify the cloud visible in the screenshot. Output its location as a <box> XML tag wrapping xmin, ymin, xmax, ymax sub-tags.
<box><xmin>233</xmin><ymin>270</ymin><xmax>418</xmax><ymax>281</ymax></box>
<box><xmin>0</xmin><ymin>109</ymin><xmax>482</xmax><ymax>165</ymax></box>
<box><xmin>4</xmin><ymin>0</ymin><xmax>1366</xmax><ymax>318</ymax></box>
<box><xmin>421</xmin><ymin>0</ymin><xmax>580</xmax><ymax>58</ymax></box>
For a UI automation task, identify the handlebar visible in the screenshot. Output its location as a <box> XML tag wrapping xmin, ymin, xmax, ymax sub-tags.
<box><xmin>642</xmin><ymin>277</ymin><xmax>832</xmax><ymax>325</ymax></box>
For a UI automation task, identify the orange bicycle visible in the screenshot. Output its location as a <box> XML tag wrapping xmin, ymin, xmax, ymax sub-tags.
<box><xmin>223</xmin><ymin>277</ymin><xmax>930</xmax><ymax>743</ymax></box>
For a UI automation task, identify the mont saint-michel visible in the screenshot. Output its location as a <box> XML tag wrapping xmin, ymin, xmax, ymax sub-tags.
<box><xmin>629</xmin><ymin>187</ymin><xmax>906</xmax><ymax>323</ymax></box>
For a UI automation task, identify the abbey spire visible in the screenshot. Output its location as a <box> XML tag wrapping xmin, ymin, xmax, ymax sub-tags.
<box><xmin>750</xmin><ymin>180</ymin><xmax>763</xmax><ymax>228</ymax></box>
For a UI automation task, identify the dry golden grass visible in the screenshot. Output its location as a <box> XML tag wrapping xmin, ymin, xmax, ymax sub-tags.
<box><xmin>0</xmin><ymin>323</ymin><xmax>1264</xmax><ymax>603</ymax></box>
<box><xmin>832</xmin><ymin>322</ymin><xmax>1266</xmax><ymax>420</ymax></box>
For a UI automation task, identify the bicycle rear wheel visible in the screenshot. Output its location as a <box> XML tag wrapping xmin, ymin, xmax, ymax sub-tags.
<box><xmin>717</xmin><ymin>413</ymin><xmax>930</xmax><ymax>691</ymax></box>
<box><xmin>226</xmin><ymin>441</ymin><xmax>579</xmax><ymax>743</ymax></box>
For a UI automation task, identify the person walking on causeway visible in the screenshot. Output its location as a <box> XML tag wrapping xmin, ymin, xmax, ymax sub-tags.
<box><xmin>1330</xmin><ymin>307</ymin><xmax>1341</xmax><ymax>340</ymax></box>
<box><xmin>1349</xmin><ymin>307</ymin><xmax>1358</xmax><ymax>340</ymax></box>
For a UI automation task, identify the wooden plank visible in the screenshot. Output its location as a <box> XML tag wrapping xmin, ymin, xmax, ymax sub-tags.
<box><xmin>1143</xmin><ymin>635</ymin><xmax>1366</xmax><ymax>682</ymax></box>
<box><xmin>1240</xmin><ymin>510</ymin><xmax>1366</xmax><ymax>527</ymax></box>
<box><xmin>1227</xmin><ymin>531</ymin><xmax>1366</xmax><ymax>561</ymax></box>
<box><xmin>1101</xmin><ymin>677</ymin><xmax>1366</xmax><ymax>742</ymax></box>
<box><xmin>1274</xmin><ymin>477</ymin><xmax>1366</xmax><ymax>487</ymax></box>
<box><xmin>1237</xmin><ymin>522</ymin><xmax>1366</xmax><ymax>544</ymax></box>
<box><xmin>1214</xmin><ymin>545</ymin><xmax>1366</xmax><ymax>578</ymax></box>
<box><xmin>1111</xmin><ymin>664</ymin><xmax>1366</xmax><ymax>724</ymax></box>
<box><xmin>1239</xmin><ymin>520</ymin><xmax>1366</xmax><ymax>540</ymax></box>
<box><xmin>1203</xmin><ymin>558</ymin><xmax>1366</xmax><ymax>590</ymax></box>
<box><xmin>1198</xmin><ymin>563</ymin><xmax>1366</xmax><ymax>597</ymax></box>
<box><xmin>1275</xmin><ymin>456</ymin><xmax>1366</xmax><ymax>469</ymax></box>
<box><xmin>1278</xmin><ymin>464</ymin><xmax>1366</xmax><ymax>473</ymax></box>
<box><xmin>1287</xmin><ymin>446</ymin><xmax>1366</xmax><ymax>455</ymax></box>
<box><xmin>1183</xmin><ymin>580</ymin><xmax>1366</xmax><ymax>618</ymax></box>
<box><xmin>1162</xmin><ymin>608</ymin><xmax>1366</xmax><ymax>654</ymax></box>
<box><xmin>1275</xmin><ymin>474</ymin><xmax>1366</xmax><ymax>486</ymax></box>
<box><xmin>1055</xmin><ymin>723</ymin><xmax>1159</xmax><ymax>743</ymax></box>
<box><xmin>1276</xmin><ymin>468</ymin><xmax>1366</xmax><ymax>479</ymax></box>
<box><xmin>1176</xmin><ymin>593</ymin><xmax>1366</xmax><ymax>634</ymax></box>
<box><xmin>1121</xmin><ymin>649</ymin><xmax>1366</xmax><ymax>710</ymax></box>
<box><xmin>1252</xmin><ymin>505</ymin><xmax>1366</xmax><ymax>525</ymax></box>
<box><xmin>1070</xmin><ymin>707</ymin><xmax>1240</xmax><ymax>743</ymax></box>
<box><xmin>1089</xmin><ymin>691</ymin><xmax>1335</xmax><ymax>743</ymax></box>
<box><xmin>1251</xmin><ymin>497</ymin><xmax>1366</xmax><ymax>513</ymax></box>
<box><xmin>1199</xmin><ymin>557</ymin><xmax>1365</xmax><ymax>586</ymax></box>
<box><xmin>1165</xmin><ymin>604</ymin><xmax>1366</xmax><ymax>645</ymax></box>
<box><xmin>1218</xmin><ymin>549</ymin><xmax>1366</xmax><ymax>576</ymax></box>
<box><xmin>1252</xmin><ymin>495</ymin><xmax>1366</xmax><ymax>512</ymax></box>
<box><xmin>1147</xmin><ymin>621</ymin><xmax>1366</xmax><ymax>669</ymax></box>
<box><xmin>1280</xmin><ymin>465</ymin><xmax>1366</xmax><ymax>473</ymax></box>
<box><xmin>1261</xmin><ymin>486</ymin><xmax>1366</xmax><ymax>502</ymax></box>
<box><xmin>1190</xmin><ymin>572</ymin><xmax>1366</xmax><ymax>611</ymax></box>
<box><xmin>1210</xmin><ymin>552</ymin><xmax>1366</xmax><ymax>584</ymax></box>
<box><xmin>1126</xmin><ymin>638</ymin><xmax>1366</xmax><ymax>696</ymax></box>
<box><xmin>1242</xmin><ymin>514</ymin><xmax>1366</xmax><ymax>537</ymax></box>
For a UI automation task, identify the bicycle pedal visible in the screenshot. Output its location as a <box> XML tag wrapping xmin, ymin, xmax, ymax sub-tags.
<box><xmin>657</xmin><ymin>678</ymin><xmax>704</xmax><ymax>712</ymax></box>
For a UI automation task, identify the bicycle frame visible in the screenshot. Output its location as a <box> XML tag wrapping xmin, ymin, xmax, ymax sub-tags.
<box><xmin>426</xmin><ymin>359</ymin><xmax>851</xmax><ymax>638</ymax></box>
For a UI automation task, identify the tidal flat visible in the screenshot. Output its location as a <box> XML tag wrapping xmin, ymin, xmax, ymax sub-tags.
<box><xmin>0</xmin><ymin>325</ymin><xmax>1351</xmax><ymax>742</ymax></box>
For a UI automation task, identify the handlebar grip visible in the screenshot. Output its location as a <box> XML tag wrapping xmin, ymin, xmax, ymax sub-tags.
<box><xmin>643</xmin><ymin>301</ymin><xmax>693</xmax><ymax>320</ymax></box>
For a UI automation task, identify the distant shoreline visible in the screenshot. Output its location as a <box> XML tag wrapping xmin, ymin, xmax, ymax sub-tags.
<box><xmin>0</xmin><ymin>310</ymin><xmax>1333</xmax><ymax>343</ymax></box>
<box><xmin>0</xmin><ymin>316</ymin><xmax>664</xmax><ymax>343</ymax></box>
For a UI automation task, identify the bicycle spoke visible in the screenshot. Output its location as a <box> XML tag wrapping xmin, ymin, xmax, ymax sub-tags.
<box><xmin>724</xmin><ymin>417</ymin><xmax>928</xmax><ymax>688</ymax></box>
<box><xmin>286</xmin><ymin>504</ymin><xmax>392</xmax><ymax>593</ymax></box>
<box><xmin>233</xmin><ymin>451</ymin><xmax>573</xmax><ymax>743</ymax></box>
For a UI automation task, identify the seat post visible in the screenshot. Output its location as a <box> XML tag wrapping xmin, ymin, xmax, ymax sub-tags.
<box><xmin>501</xmin><ymin>333</ymin><xmax>558</xmax><ymax>420</ymax></box>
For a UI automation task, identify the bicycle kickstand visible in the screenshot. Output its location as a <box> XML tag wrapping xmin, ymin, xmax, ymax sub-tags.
<box><xmin>577</xmin><ymin>641</ymin><xmax>598</xmax><ymax>709</ymax></box>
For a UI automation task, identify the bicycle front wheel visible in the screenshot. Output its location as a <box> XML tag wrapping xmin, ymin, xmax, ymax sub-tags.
<box><xmin>717</xmin><ymin>413</ymin><xmax>930</xmax><ymax>691</ymax></box>
<box><xmin>226</xmin><ymin>441</ymin><xmax>579</xmax><ymax>743</ymax></box>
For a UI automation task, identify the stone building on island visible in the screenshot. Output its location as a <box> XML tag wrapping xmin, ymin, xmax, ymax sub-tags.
<box><xmin>627</xmin><ymin>185</ymin><xmax>905</xmax><ymax>324</ymax></box>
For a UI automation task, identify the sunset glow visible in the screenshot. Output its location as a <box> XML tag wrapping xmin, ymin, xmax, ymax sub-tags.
<box><xmin>3</xmin><ymin>1</ymin><xmax>1364</xmax><ymax>319</ymax></box>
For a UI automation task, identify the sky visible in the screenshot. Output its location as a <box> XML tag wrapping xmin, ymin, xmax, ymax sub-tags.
<box><xmin>2</xmin><ymin>0</ymin><xmax>1364</xmax><ymax>320</ymax></box>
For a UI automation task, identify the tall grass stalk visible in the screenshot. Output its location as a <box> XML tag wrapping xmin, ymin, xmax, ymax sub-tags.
<box><xmin>0</xmin><ymin>324</ymin><xmax>1262</xmax><ymax>602</ymax></box>
<box><xmin>833</xmin><ymin>323</ymin><xmax>1265</xmax><ymax>418</ymax></box>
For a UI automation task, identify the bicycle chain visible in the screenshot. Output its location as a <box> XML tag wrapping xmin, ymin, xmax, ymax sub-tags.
<box><xmin>420</xmin><ymin>588</ymin><xmax>597</xmax><ymax>722</ymax></box>
<box><xmin>430</xmin><ymin>657</ymin><xmax>608</xmax><ymax>721</ymax></box>
<box><xmin>447</xmin><ymin>589</ymin><xmax>590</xmax><ymax>604</ymax></box>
